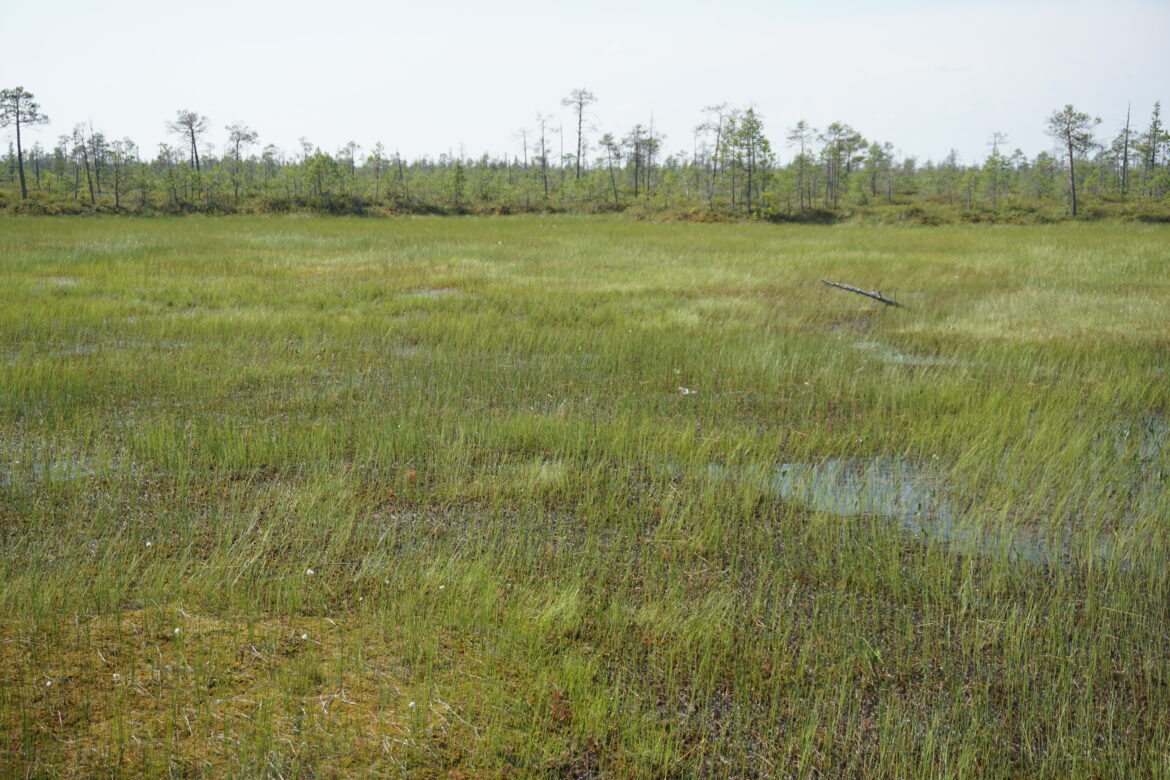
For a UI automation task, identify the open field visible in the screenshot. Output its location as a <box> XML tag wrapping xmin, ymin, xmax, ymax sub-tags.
<box><xmin>1</xmin><ymin>215</ymin><xmax>1169</xmax><ymax>777</ymax></box>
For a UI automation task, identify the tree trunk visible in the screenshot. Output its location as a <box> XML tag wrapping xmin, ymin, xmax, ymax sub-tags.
<box><xmin>81</xmin><ymin>144</ymin><xmax>95</xmax><ymax>206</ymax></box>
<box><xmin>745</xmin><ymin>148</ymin><xmax>754</xmax><ymax>215</ymax></box>
<box><xmin>607</xmin><ymin>152</ymin><xmax>618</xmax><ymax>204</ymax></box>
<box><xmin>1121</xmin><ymin>104</ymin><xmax>1131</xmax><ymax>196</ymax></box>
<box><xmin>189</xmin><ymin>128</ymin><xmax>201</xmax><ymax>172</ymax></box>
<box><xmin>575</xmin><ymin>109</ymin><xmax>583</xmax><ymax>180</ymax></box>
<box><xmin>14</xmin><ymin>114</ymin><xmax>27</xmax><ymax>199</ymax></box>
<box><xmin>707</xmin><ymin>135</ymin><xmax>717</xmax><ymax>209</ymax></box>
<box><xmin>113</xmin><ymin>161</ymin><xmax>121</xmax><ymax>210</ymax></box>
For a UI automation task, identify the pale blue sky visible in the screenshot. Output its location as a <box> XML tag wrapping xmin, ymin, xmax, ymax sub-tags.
<box><xmin>2</xmin><ymin>0</ymin><xmax>1167</xmax><ymax>165</ymax></box>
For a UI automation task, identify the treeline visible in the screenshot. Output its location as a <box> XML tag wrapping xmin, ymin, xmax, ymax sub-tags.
<box><xmin>2</xmin><ymin>86</ymin><xmax>1169</xmax><ymax>223</ymax></box>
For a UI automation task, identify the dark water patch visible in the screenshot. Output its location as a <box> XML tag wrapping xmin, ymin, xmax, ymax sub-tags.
<box><xmin>704</xmin><ymin>453</ymin><xmax>1161</xmax><ymax>568</ymax></box>
<box><xmin>3</xmin><ymin>340</ymin><xmax>191</xmax><ymax>362</ymax></box>
<box><xmin>852</xmin><ymin>340</ymin><xmax>969</xmax><ymax>367</ymax></box>
<box><xmin>0</xmin><ymin>456</ymin><xmax>101</xmax><ymax>488</ymax></box>
<box><xmin>403</xmin><ymin>287</ymin><xmax>464</xmax><ymax>299</ymax></box>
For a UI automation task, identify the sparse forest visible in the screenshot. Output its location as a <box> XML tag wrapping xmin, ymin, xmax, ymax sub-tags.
<box><xmin>3</xmin><ymin>86</ymin><xmax>1169</xmax><ymax>222</ymax></box>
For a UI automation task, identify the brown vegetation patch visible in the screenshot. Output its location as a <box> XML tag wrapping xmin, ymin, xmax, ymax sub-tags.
<box><xmin>0</xmin><ymin>608</ymin><xmax>482</xmax><ymax>777</ymax></box>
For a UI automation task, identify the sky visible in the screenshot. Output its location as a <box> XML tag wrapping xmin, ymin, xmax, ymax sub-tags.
<box><xmin>2</xmin><ymin>0</ymin><xmax>1168</xmax><ymax>167</ymax></box>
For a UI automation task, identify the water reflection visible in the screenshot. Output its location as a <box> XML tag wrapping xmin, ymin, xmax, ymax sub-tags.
<box><xmin>706</xmin><ymin>454</ymin><xmax>1161</xmax><ymax>567</ymax></box>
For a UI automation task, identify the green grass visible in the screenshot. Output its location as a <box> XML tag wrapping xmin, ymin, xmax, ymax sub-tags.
<box><xmin>1</xmin><ymin>215</ymin><xmax>1168</xmax><ymax>777</ymax></box>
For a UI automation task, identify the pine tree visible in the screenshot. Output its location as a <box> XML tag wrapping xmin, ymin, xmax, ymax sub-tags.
<box><xmin>0</xmin><ymin>86</ymin><xmax>50</xmax><ymax>199</ymax></box>
<box><xmin>1045</xmin><ymin>105</ymin><xmax>1100</xmax><ymax>216</ymax></box>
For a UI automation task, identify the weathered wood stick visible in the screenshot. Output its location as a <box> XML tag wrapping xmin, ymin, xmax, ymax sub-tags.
<box><xmin>820</xmin><ymin>279</ymin><xmax>905</xmax><ymax>308</ymax></box>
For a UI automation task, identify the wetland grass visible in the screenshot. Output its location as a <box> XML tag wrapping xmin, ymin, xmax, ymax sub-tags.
<box><xmin>1</xmin><ymin>216</ymin><xmax>1168</xmax><ymax>776</ymax></box>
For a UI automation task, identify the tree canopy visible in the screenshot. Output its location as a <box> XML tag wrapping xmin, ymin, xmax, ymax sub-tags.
<box><xmin>2</xmin><ymin>88</ymin><xmax>1169</xmax><ymax>221</ymax></box>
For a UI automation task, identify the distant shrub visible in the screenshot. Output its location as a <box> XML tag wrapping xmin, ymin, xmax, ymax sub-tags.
<box><xmin>7</xmin><ymin>191</ymin><xmax>89</xmax><ymax>215</ymax></box>
<box><xmin>259</xmin><ymin>194</ymin><xmax>374</xmax><ymax>216</ymax></box>
<box><xmin>899</xmin><ymin>205</ymin><xmax>948</xmax><ymax>226</ymax></box>
<box><xmin>621</xmin><ymin>203</ymin><xmax>655</xmax><ymax>221</ymax></box>
<box><xmin>765</xmin><ymin>208</ymin><xmax>839</xmax><ymax>225</ymax></box>
<box><xmin>1111</xmin><ymin>200</ymin><xmax>1170</xmax><ymax>223</ymax></box>
<box><xmin>683</xmin><ymin>209</ymin><xmax>733</xmax><ymax>223</ymax></box>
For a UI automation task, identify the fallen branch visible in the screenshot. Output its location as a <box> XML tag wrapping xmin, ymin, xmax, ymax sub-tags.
<box><xmin>820</xmin><ymin>279</ymin><xmax>905</xmax><ymax>308</ymax></box>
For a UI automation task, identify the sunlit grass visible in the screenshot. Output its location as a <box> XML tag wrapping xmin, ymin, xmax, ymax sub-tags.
<box><xmin>1</xmin><ymin>215</ymin><xmax>1168</xmax><ymax>776</ymax></box>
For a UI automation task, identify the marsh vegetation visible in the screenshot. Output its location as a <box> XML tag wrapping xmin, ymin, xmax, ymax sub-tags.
<box><xmin>1</xmin><ymin>216</ymin><xmax>1168</xmax><ymax>776</ymax></box>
